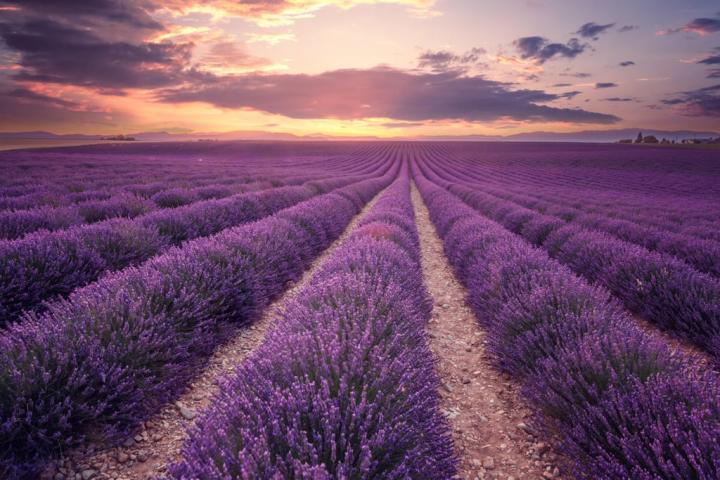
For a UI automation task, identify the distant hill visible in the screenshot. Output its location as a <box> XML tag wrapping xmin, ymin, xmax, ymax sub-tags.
<box><xmin>505</xmin><ymin>129</ymin><xmax>719</xmax><ymax>143</ymax></box>
<box><xmin>0</xmin><ymin>131</ymin><xmax>101</xmax><ymax>140</ymax></box>
<box><xmin>131</xmin><ymin>130</ymin><xmax>382</xmax><ymax>142</ymax></box>
<box><xmin>1</xmin><ymin>128</ymin><xmax>717</xmax><ymax>143</ymax></box>
<box><xmin>412</xmin><ymin>129</ymin><xmax>720</xmax><ymax>143</ymax></box>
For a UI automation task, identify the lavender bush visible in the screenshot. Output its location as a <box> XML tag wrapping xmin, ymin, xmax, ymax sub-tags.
<box><xmin>0</xmin><ymin>173</ymin><xmax>393</xmax><ymax>478</ymax></box>
<box><xmin>168</xmin><ymin>174</ymin><xmax>456</xmax><ymax>479</ymax></box>
<box><xmin>0</xmin><ymin>176</ymin><xmax>377</xmax><ymax>326</ymax></box>
<box><xmin>414</xmin><ymin>168</ymin><xmax>720</xmax><ymax>479</ymax></box>
<box><xmin>438</xmin><ymin>179</ymin><xmax>720</xmax><ymax>363</ymax></box>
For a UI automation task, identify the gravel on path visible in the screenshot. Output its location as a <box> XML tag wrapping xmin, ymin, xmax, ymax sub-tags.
<box><xmin>411</xmin><ymin>184</ymin><xmax>562</xmax><ymax>480</ymax></box>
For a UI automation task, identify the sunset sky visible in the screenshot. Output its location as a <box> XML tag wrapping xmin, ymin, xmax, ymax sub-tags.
<box><xmin>0</xmin><ymin>0</ymin><xmax>718</xmax><ymax>137</ymax></box>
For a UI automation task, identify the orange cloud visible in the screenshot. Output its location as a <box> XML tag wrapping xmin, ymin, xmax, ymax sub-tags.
<box><xmin>161</xmin><ymin>0</ymin><xmax>439</xmax><ymax>26</ymax></box>
<box><xmin>198</xmin><ymin>41</ymin><xmax>285</xmax><ymax>74</ymax></box>
<box><xmin>246</xmin><ymin>32</ymin><xmax>296</xmax><ymax>45</ymax></box>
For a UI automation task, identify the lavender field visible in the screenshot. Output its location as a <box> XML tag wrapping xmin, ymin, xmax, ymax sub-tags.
<box><xmin>1</xmin><ymin>141</ymin><xmax>720</xmax><ymax>480</ymax></box>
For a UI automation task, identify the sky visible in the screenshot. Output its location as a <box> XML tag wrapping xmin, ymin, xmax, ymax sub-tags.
<box><xmin>0</xmin><ymin>0</ymin><xmax>718</xmax><ymax>137</ymax></box>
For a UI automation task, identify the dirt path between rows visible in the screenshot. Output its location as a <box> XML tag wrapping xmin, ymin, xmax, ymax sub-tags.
<box><xmin>43</xmin><ymin>188</ymin><xmax>386</xmax><ymax>480</ymax></box>
<box><xmin>411</xmin><ymin>184</ymin><xmax>562</xmax><ymax>480</ymax></box>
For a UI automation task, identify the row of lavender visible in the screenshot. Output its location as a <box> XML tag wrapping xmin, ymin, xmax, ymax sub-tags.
<box><xmin>0</xmin><ymin>175</ymin><xmax>269</xmax><ymax>212</ymax></box>
<box><xmin>0</xmin><ymin>169</ymin><xmax>386</xmax><ymax>326</ymax></box>
<box><xmin>423</xmin><ymin>144</ymin><xmax>720</xmax><ymax>245</ymax></box>
<box><xmin>168</xmin><ymin>170</ymin><xmax>456</xmax><ymax>479</ymax></box>
<box><xmin>421</xmin><ymin>145</ymin><xmax>720</xmax><ymax>242</ymax></box>
<box><xmin>427</xmin><ymin>155</ymin><xmax>720</xmax><ymax>265</ymax></box>
<box><xmin>0</xmin><ymin>143</ymin><xmax>385</xmax><ymax>215</ymax></box>
<box><xmin>0</xmin><ymin>178</ymin><xmax>274</xmax><ymax>240</ymax></box>
<box><xmin>414</xmin><ymin>167</ymin><xmax>720</xmax><ymax>479</ymax></box>
<box><xmin>494</xmin><ymin>183</ymin><xmax>720</xmax><ymax>240</ymax></box>
<box><xmin>0</xmin><ymin>150</ymin><xmax>386</xmax><ymax>237</ymax></box>
<box><xmin>416</xmin><ymin>158</ymin><xmax>720</xmax><ymax>364</ymax></box>
<box><xmin>476</xmin><ymin>184</ymin><xmax>720</xmax><ymax>273</ymax></box>
<box><xmin>0</xmin><ymin>165</ymin><xmax>396</xmax><ymax>478</ymax></box>
<box><xmin>0</xmin><ymin>142</ymin><xmax>392</xmax><ymax>202</ymax></box>
<box><xmin>0</xmin><ymin>148</ymin><xmax>394</xmax><ymax>239</ymax></box>
<box><xmin>424</xmin><ymin>142</ymin><xmax>720</xmax><ymax>200</ymax></box>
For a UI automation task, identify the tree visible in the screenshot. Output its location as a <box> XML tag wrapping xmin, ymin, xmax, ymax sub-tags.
<box><xmin>635</xmin><ymin>132</ymin><xmax>643</xmax><ymax>144</ymax></box>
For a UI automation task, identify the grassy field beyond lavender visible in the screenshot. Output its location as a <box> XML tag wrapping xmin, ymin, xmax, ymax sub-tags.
<box><xmin>1</xmin><ymin>141</ymin><xmax>719</xmax><ymax>480</ymax></box>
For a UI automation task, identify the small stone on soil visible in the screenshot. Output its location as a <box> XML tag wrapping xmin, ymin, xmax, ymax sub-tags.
<box><xmin>80</xmin><ymin>470</ymin><xmax>96</xmax><ymax>480</ymax></box>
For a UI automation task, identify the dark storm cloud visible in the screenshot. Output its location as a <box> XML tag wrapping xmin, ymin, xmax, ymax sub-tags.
<box><xmin>708</xmin><ymin>69</ymin><xmax>720</xmax><ymax>79</ymax></box>
<box><xmin>417</xmin><ymin>47</ymin><xmax>485</xmax><ymax>72</ymax></box>
<box><xmin>157</xmin><ymin>67</ymin><xmax>620</xmax><ymax>124</ymax></box>
<box><xmin>515</xmin><ymin>36</ymin><xmax>586</xmax><ymax>63</ymax></box>
<box><xmin>596</xmin><ymin>82</ymin><xmax>618</xmax><ymax>89</ymax></box>
<box><xmin>0</xmin><ymin>0</ymin><xmax>203</xmax><ymax>91</ymax></box>
<box><xmin>0</xmin><ymin>18</ymin><xmax>194</xmax><ymax>89</ymax></box>
<box><xmin>0</xmin><ymin>0</ymin><xmax>163</xmax><ymax>31</ymax></box>
<box><xmin>619</xmin><ymin>61</ymin><xmax>635</xmax><ymax>67</ymax></box>
<box><xmin>576</xmin><ymin>22</ymin><xmax>615</xmax><ymax>39</ymax></box>
<box><xmin>663</xmin><ymin>84</ymin><xmax>720</xmax><ymax>117</ymax></box>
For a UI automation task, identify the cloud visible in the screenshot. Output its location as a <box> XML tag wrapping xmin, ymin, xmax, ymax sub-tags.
<box><xmin>662</xmin><ymin>84</ymin><xmax>720</xmax><ymax>117</ymax></box>
<box><xmin>157</xmin><ymin>66</ymin><xmax>619</xmax><ymax>124</ymax></box>
<box><xmin>160</xmin><ymin>0</ymin><xmax>440</xmax><ymax>26</ymax></box>
<box><xmin>558</xmin><ymin>90</ymin><xmax>582</xmax><ymax>99</ymax></box>
<box><xmin>381</xmin><ymin>121</ymin><xmax>425</xmax><ymax>128</ymax></box>
<box><xmin>417</xmin><ymin>47</ymin><xmax>485</xmax><ymax>72</ymax></box>
<box><xmin>596</xmin><ymin>82</ymin><xmax>618</xmax><ymax>88</ymax></box>
<box><xmin>560</xmin><ymin>72</ymin><xmax>592</xmax><ymax>78</ymax></box>
<box><xmin>604</xmin><ymin>97</ymin><xmax>634</xmax><ymax>102</ymax></box>
<box><xmin>0</xmin><ymin>84</ymin><xmax>118</xmax><ymax>128</ymax></box>
<box><xmin>246</xmin><ymin>32</ymin><xmax>296</xmax><ymax>45</ymax></box>
<box><xmin>576</xmin><ymin>22</ymin><xmax>615</xmax><ymax>39</ymax></box>
<box><xmin>659</xmin><ymin>15</ymin><xmax>720</xmax><ymax>36</ymax></box>
<box><xmin>0</xmin><ymin>18</ymin><xmax>194</xmax><ymax>89</ymax></box>
<box><xmin>0</xmin><ymin>0</ymin><xmax>437</xmax><ymax>95</ymax></box>
<box><xmin>0</xmin><ymin>0</ymin><xmax>164</xmax><ymax>39</ymax></box>
<box><xmin>0</xmin><ymin>1</ymin><xmax>203</xmax><ymax>91</ymax></box>
<box><xmin>552</xmin><ymin>83</ymin><xmax>573</xmax><ymax>87</ymax></box>
<box><xmin>618</xmin><ymin>25</ymin><xmax>637</xmax><ymax>33</ymax></box>
<box><xmin>7</xmin><ymin>86</ymin><xmax>80</xmax><ymax>109</ymax></box>
<box><xmin>698</xmin><ymin>50</ymin><xmax>720</xmax><ymax>79</ymax></box>
<box><xmin>514</xmin><ymin>36</ymin><xmax>586</xmax><ymax>64</ymax></box>
<box><xmin>201</xmin><ymin>41</ymin><xmax>271</xmax><ymax>73</ymax></box>
<box><xmin>619</xmin><ymin>61</ymin><xmax>635</xmax><ymax>67</ymax></box>
<box><xmin>699</xmin><ymin>54</ymin><xmax>720</xmax><ymax>65</ymax></box>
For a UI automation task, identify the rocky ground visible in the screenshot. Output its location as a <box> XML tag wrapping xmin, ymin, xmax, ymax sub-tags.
<box><xmin>412</xmin><ymin>185</ymin><xmax>563</xmax><ymax>480</ymax></box>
